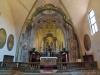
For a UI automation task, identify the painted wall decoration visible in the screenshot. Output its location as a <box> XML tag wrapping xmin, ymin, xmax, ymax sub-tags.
<box><xmin>0</xmin><ymin>28</ymin><xmax>7</xmax><ymax>49</ymax></box>
<box><xmin>7</xmin><ymin>34</ymin><xmax>14</xmax><ymax>51</ymax></box>
<box><xmin>84</xmin><ymin>34</ymin><xmax>91</xmax><ymax>51</ymax></box>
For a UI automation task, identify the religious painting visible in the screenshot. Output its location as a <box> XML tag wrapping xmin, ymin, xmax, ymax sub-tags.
<box><xmin>84</xmin><ymin>34</ymin><xmax>91</xmax><ymax>51</ymax></box>
<box><xmin>7</xmin><ymin>34</ymin><xmax>14</xmax><ymax>51</ymax></box>
<box><xmin>0</xmin><ymin>28</ymin><xmax>7</xmax><ymax>49</ymax></box>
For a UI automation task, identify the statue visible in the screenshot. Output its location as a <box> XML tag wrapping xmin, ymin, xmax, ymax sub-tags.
<box><xmin>21</xmin><ymin>43</ymin><xmax>29</xmax><ymax>62</ymax></box>
<box><xmin>47</xmin><ymin>46</ymin><xmax>52</xmax><ymax>57</ymax></box>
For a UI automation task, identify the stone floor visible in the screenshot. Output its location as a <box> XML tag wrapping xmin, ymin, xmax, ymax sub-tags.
<box><xmin>0</xmin><ymin>70</ymin><xmax>100</xmax><ymax>75</ymax></box>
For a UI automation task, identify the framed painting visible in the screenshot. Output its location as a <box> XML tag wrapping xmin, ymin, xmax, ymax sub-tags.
<box><xmin>84</xmin><ymin>34</ymin><xmax>91</xmax><ymax>51</ymax></box>
<box><xmin>7</xmin><ymin>34</ymin><xmax>14</xmax><ymax>51</ymax></box>
<box><xmin>0</xmin><ymin>28</ymin><xmax>7</xmax><ymax>48</ymax></box>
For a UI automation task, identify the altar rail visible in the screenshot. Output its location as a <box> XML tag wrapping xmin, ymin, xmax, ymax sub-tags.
<box><xmin>57</xmin><ymin>62</ymin><xmax>98</xmax><ymax>72</ymax></box>
<box><xmin>0</xmin><ymin>62</ymin><xmax>98</xmax><ymax>72</ymax></box>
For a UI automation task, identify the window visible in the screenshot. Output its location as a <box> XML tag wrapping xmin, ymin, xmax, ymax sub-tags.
<box><xmin>88</xmin><ymin>10</ymin><xmax>98</xmax><ymax>35</ymax></box>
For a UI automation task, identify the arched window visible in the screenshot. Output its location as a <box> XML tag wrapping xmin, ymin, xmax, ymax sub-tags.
<box><xmin>88</xmin><ymin>10</ymin><xmax>98</xmax><ymax>35</ymax></box>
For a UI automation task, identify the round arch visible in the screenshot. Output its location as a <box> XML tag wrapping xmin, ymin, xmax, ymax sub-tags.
<box><xmin>16</xmin><ymin>4</ymin><xmax>80</xmax><ymax>62</ymax></box>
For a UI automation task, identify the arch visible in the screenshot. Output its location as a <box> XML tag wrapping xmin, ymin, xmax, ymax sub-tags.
<box><xmin>16</xmin><ymin>4</ymin><xmax>80</xmax><ymax>62</ymax></box>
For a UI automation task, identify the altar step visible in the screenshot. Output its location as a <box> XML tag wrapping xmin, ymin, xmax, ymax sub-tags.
<box><xmin>0</xmin><ymin>70</ymin><xmax>100</xmax><ymax>75</ymax></box>
<box><xmin>0</xmin><ymin>62</ymin><xmax>99</xmax><ymax>75</ymax></box>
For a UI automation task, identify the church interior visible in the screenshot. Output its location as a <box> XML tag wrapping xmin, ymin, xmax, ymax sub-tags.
<box><xmin>0</xmin><ymin>0</ymin><xmax>100</xmax><ymax>75</ymax></box>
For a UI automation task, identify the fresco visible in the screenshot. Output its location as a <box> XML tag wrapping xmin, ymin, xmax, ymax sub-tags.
<box><xmin>7</xmin><ymin>34</ymin><xmax>14</xmax><ymax>51</ymax></box>
<box><xmin>0</xmin><ymin>28</ymin><xmax>7</xmax><ymax>48</ymax></box>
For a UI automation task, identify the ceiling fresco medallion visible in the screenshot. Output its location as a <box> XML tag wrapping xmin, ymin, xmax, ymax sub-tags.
<box><xmin>0</xmin><ymin>28</ymin><xmax>7</xmax><ymax>49</ymax></box>
<box><xmin>7</xmin><ymin>34</ymin><xmax>14</xmax><ymax>51</ymax></box>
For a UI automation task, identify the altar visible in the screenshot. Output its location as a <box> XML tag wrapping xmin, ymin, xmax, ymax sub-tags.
<box><xmin>40</xmin><ymin>57</ymin><xmax>57</xmax><ymax>73</ymax></box>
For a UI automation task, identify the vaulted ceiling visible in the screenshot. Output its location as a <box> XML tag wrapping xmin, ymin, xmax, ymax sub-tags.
<box><xmin>7</xmin><ymin>0</ymin><xmax>90</xmax><ymax>29</ymax></box>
